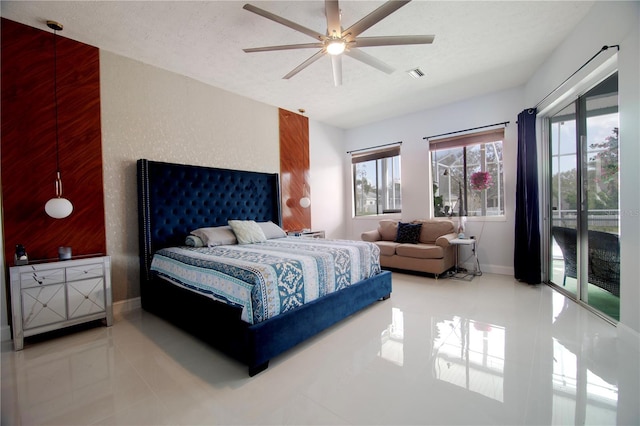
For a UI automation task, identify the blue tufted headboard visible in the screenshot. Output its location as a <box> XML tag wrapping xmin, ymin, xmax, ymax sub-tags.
<box><xmin>137</xmin><ymin>159</ymin><xmax>281</xmax><ymax>281</ymax></box>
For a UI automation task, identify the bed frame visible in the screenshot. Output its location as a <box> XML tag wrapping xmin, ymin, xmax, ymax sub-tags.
<box><xmin>137</xmin><ymin>159</ymin><xmax>392</xmax><ymax>376</ymax></box>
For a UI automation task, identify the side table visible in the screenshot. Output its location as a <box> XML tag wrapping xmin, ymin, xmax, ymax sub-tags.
<box><xmin>9</xmin><ymin>255</ymin><xmax>113</xmax><ymax>350</ymax></box>
<box><xmin>449</xmin><ymin>238</ymin><xmax>481</xmax><ymax>280</ymax></box>
<box><xmin>287</xmin><ymin>230</ymin><xmax>325</xmax><ymax>239</ymax></box>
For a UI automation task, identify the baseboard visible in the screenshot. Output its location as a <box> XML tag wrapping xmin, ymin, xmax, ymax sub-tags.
<box><xmin>459</xmin><ymin>262</ymin><xmax>513</xmax><ymax>276</ymax></box>
<box><xmin>112</xmin><ymin>297</ymin><xmax>141</xmax><ymax>319</ymax></box>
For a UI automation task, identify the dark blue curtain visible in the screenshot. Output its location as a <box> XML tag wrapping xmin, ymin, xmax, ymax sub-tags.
<box><xmin>514</xmin><ymin>109</ymin><xmax>541</xmax><ymax>284</ymax></box>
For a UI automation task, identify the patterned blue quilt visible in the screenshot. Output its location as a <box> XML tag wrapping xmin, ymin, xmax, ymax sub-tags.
<box><xmin>150</xmin><ymin>238</ymin><xmax>381</xmax><ymax>324</ymax></box>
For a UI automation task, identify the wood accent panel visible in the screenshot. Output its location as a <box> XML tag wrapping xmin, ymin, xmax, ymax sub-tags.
<box><xmin>279</xmin><ymin>108</ymin><xmax>311</xmax><ymax>232</ymax></box>
<box><xmin>1</xmin><ymin>18</ymin><xmax>106</xmax><ymax>264</ymax></box>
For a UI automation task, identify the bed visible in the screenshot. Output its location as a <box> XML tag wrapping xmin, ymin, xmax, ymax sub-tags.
<box><xmin>137</xmin><ymin>159</ymin><xmax>392</xmax><ymax>376</ymax></box>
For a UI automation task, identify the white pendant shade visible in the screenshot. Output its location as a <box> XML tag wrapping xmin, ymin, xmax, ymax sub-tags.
<box><xmin>299</xmin><ymin>197</ymin><xmax>311</xmax><ymax>208</ymax></box>
<box><xmin>45</xmin><ymin>197</ymin><xmax>73</xmax><ymax>219</ymax></box>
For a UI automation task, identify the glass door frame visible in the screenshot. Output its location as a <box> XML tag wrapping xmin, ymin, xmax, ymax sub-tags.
<box><xmin>541</xmin><ymin>69</ymin><xmax>620</xmax><ymax>324</ymax></box>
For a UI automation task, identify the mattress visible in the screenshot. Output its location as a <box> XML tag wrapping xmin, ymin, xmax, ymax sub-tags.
<box><xmin>150</xmin><ymin>237</ymin><xmax>381</xmax><ymax>324</ymax></box>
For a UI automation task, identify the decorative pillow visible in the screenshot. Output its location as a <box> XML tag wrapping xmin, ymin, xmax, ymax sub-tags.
<box><xmin>395</xmin><ymin>222</ymin><xmax>422</xmax><ymax>244</ymax></box>
<box><xmin>190</xmin><ymin>226</ymin><xmax>237</xmax><ymax>246</ymax></box>
<box><xmin>228</xmin><ymin>220</ymin><xmax>267</xmax><ymax>244</ymax></box>
<box><xmin>258</xmin><ymin>221</ymin><xmax>287</xmax><ymax>239</ymax></box>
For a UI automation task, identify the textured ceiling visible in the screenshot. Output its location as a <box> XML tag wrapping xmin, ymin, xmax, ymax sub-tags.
<box><xmin>1</xmin><ymin>1</ymin><xmax>594</xmax><ymax>129</ymax></box>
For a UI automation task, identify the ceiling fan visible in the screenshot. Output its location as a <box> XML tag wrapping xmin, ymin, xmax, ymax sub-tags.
<box><xmin>242</xmin><ymin>0</ymin><xmax>435</xmax><ymax>86</ymax></box>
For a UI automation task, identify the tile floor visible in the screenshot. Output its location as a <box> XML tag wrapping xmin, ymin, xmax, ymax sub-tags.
<box><xmin>2</xmin><ymin>272</ymin><xmax>639</xmax><ymax>425</ymax></box>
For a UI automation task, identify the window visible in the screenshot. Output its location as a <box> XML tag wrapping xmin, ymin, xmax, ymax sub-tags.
<box><xmin>352</xmin><ymin>146</ymin><xmax>401</xmax><ymax>216</ymax></box>
<box><xmin>430</xmin><ymin>128</ymin><xmax>504</xmax><ymax>217</ymax></box>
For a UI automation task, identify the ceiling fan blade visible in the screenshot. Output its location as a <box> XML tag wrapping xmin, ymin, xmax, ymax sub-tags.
<box><xmin>343</xmin><ymin>0</ymin><xmax>411</xmax><ymax>39</ymax></box>
<box><xmin>325</xmin><ymin>0</ymin><xmax>341</xmax><ymax>37</ymax></box>
<box><xmin>331</xmin><ymin>55</ymin><xmax>343</xmax><ymax>86</ymax></box>
<box><xmin>243</xmin><ymin>3</ymin><xmax>324</xmax><ymax>41</ymax></box>
<box><xmin>283</xmin><ymin>50</ymin><xmax>326</xmax><ymax>80</ymax></box>
<box><xmin>354</xmin><ymin>35</ymin><xmax>435</xmax><ymax>47</ymax></box>
<box><xmin>345</xmin><ymin>48</ymin><xmax>395</xmax><ymax>74</ymax></box>
<box><xmin>244</xmin><ymin>43</ymin><xmax>324</xmax><ymax>53</ymax></box>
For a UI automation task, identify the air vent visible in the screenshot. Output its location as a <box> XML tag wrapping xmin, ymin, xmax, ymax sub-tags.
<box><xmin>407</xmin><ymin>68</ymin><xmax>425</xmax><ymax>79</ymax></box>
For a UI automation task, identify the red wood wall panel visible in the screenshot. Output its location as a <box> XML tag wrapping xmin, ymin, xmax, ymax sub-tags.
<box><xmin>279</xmin><ymin>108</ymin><xmax>311</xmax><ymax>232</ymax></box>
<box><xmin>1</xmin><ymin>18</ymin><xmax>106</xmax><ymax>263</ymax></box>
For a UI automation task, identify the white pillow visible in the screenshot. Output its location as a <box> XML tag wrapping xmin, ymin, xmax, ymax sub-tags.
<box><xmin>228</xmin><ymin>220</ymin><xmax>267</xmax><ymax>244</ymax></box>
<box><xmin>190</xmin><ymin>226</ymin><xmax>238</xmax><ymax>246</ymax></box>
<box><xmin>258</xmin><ymin>221</ymin><xmax>287</xmax><ymax>239</ymax></box>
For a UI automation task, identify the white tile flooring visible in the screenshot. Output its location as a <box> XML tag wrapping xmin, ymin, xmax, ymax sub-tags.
<box><xmin>2</xmin><ymin>272</ymin><xmax>639</xmax><ymax>425</ymax></box>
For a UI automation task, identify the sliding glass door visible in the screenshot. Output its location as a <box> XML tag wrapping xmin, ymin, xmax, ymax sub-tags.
<box><xmin>548</xmin><ymin>72</ymin><xmax>620</xmax><ymax>320</ymax></box>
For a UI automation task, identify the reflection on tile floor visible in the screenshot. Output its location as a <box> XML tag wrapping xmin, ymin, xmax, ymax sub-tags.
<box><xmin>2</xmin><ymin>272</ymin><xmax>639</xmax><ymax>425</ymax></box>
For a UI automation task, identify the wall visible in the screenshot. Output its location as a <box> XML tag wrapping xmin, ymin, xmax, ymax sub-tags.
<box><xmin>1</xmin><ymin>19</ymin><xmax>106</xmax><ymax>340</ymax></box>
<box><xmin>100</xmin><ymin>51</ymin><xmax>279</xmax><ymax>303</ymax></box>
<box><xmin>523</xmin><ymin>1</ymin><xmax>639</xmax><ymax>336</ymax></box>
<box><xmin>309</xmin><ymin>120</ymin><xmax>347</xmax><ymax>239</ymax></box>
<box><xmin>1</xmin><ymin>19</ymin><xmax>106</xmax><ymax>262</ymax></box>
<box><xmin>279</xmin><ymin>108</ymin><xmax>311</xmax><ymax>232</ymax></box>
<box><xmin>344</xmin><ymin>87</ymin><xmax>524</xmax><ymax>275</ymax></box>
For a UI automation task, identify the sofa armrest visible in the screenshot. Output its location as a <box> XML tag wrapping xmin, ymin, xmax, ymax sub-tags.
<box><xmin>436</xmin><ymin>232</ymin><xmax>458</xmax><ymax>247</ymax></box>
<box><xmin>361</xmin><ymin>229</ymin><xmax>382</xmax><ymax>242</ymax></box>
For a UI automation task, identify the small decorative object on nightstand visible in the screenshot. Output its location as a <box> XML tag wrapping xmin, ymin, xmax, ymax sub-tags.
<box><xmin>449</xmin><ymin>237</ymin><xmax>481</xmax><ymax>281</ymax></box>
<box><xmin>287</xmin><ymin>230</ymin><xmax>326</xmax><ymax>239</ymax></box>
<box><xmin>58</xmin><ymin>246</ymin><xmax>72</xmax><ymax>260</ymax></box>
<box><xmin>14</xmin><ymin>244</ymin><xmax>28</xmax><ymax>265</ymax></box>
<box><xmin>9</xmin><ymin>255</ymin><xmax>113</xmax><ymax>350</ymax></box>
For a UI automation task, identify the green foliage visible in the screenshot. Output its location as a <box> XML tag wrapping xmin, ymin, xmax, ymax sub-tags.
<box><xmin>588</xmin><ymin>127</ymin><xmax>619</xmax><ymax>210</ymax></box>
<box><xmin>433</xmin><ymin>183</ymin><xmax>445</xmax><ymax>217</ymax></box>
<box><xmin>552</xmin><ymin>127</ymin><xmax>619</xmax><ymax>212</ymax></box>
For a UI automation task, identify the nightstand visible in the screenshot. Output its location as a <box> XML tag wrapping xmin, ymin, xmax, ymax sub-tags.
<box><xmin>9</xmin><ymin>255</ymin><xmax>113</xmax><ymax>350</ymax></box>
<box><xmin>449</xmin><ymin>238</ymin><xmax>481</xmax><ymax>280</ymax></box>
<box><xmin>287</xmin><ymin>230</ymin><xmax>325</xmax><ymax>239</ymax></box>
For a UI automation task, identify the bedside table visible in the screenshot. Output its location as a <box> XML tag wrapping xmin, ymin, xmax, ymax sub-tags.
<box><xmin>9</xmin><ymin>255</ymin><xmax>113</xmax><ymax>350</ymax></box>
<box><xmin>449</xmin><ymin>238</ymin><xmax>481</xmax><ymax>280</ymax></box>
<box><xmin>287</xmin><ymin>230</ymin><xmax>325</xmax><ymax>239</ymax></box>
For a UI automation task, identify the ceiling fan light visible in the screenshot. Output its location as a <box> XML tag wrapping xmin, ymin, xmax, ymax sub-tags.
<box><xmin>326</xmin><ymin>40</ymin><xmax>346</xmax><ymax>56</ymax></box>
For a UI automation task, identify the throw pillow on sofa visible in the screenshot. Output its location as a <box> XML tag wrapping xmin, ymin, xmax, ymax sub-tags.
<box><xmin>395</xmin><ymin>222</ymin><xmax>422</xmax><ymax>244</ymax></box>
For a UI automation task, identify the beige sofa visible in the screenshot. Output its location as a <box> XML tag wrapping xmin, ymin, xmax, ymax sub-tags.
<box><xmin>361</xmin><ymin>219</ymin><xmax>457</xmax><ymax>277</ymax></box>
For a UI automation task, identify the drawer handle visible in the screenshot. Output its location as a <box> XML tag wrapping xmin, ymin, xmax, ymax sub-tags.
<box><xmin>42</xmin><ymin>303</ymin><xmax>47</xmax><ymax>308</ymax></box>
<box><xmin>32</xmin><ymin>274</ymin><xmax>43</xmax><ymax>285</ymax></box>
<box><xmin>85</xmin><ymin>296</ymin><xmax>89</xmax><ymax>299</ymax></box>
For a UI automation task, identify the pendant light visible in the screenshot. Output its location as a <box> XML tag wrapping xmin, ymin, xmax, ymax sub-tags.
<box><xmin>44</xmin><ymin>20</ymin><xmax>73</xmax><ymax>219</ymax></box>
<box><xmin>299</xmin><ymin>184</ymin><xmax>311</xmax><ymax>208</ymax></box>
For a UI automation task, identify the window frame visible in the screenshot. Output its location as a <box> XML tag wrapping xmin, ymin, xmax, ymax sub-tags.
<box><xmin>352</xmin><ymin>145</ymin><xmax>402</xmax><ymax>217</ymax></box>
<box><xmin>430</xmin><ymin>128</ymin><xmax>505</xmax><ymax>219</ymax></box>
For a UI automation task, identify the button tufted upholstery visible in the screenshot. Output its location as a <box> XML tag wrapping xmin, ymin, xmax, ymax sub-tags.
<box><xmin>137</xmin><ymin>159</ymin><xmax>281</xmax><ymax>278</ymax></box>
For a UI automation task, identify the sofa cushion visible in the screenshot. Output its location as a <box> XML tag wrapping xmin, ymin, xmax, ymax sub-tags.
<box><xmin>375</xmin><ymin>241</ymin><xmax>401</xmax><ymax>256</ymax></box>
<box><xmin>395</xmin><ymin>222</ymin><xmax>422</xmax><ymax>244</ymax></box>
<box><xmin>378</xmin><ymin>220</ymin><xmax>399</xmax><ymax>241</ymax></box>
<box><xmin>435</xmin><ymin>234</ymin><xmax>455</xmax><ymax>247</ymax></box>
<box><xmin>361</xmin><ymin>229</ymin><xmax>381</xmax><ymax>242</ymax></box>
<box><xmin>395</xmin><ymin>243</ymin><xmax>445</xmax><ymax>259</ymax></box>
<box><xmin>414</xmin><ymin>220</ymin><xmax>456</xmax><ymax>244</ymax></box>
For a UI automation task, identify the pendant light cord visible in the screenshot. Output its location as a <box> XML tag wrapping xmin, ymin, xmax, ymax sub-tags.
<box><xmin>53</xmin><ymin>27</ymin><xmax>61</xmax><ymax>176</ymax></box>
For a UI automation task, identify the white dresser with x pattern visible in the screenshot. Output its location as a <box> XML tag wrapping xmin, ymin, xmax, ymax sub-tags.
<box><xmin>9</xmin><ymin>255</ymin><xmax>112</xmax><ymax>350</ymax></box>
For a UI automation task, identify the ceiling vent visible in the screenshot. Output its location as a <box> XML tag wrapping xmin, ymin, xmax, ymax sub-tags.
<box><xmin>407</xmin><ymin>68</ymin><xmax>425</xmax><ymax>79</ymax></box>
